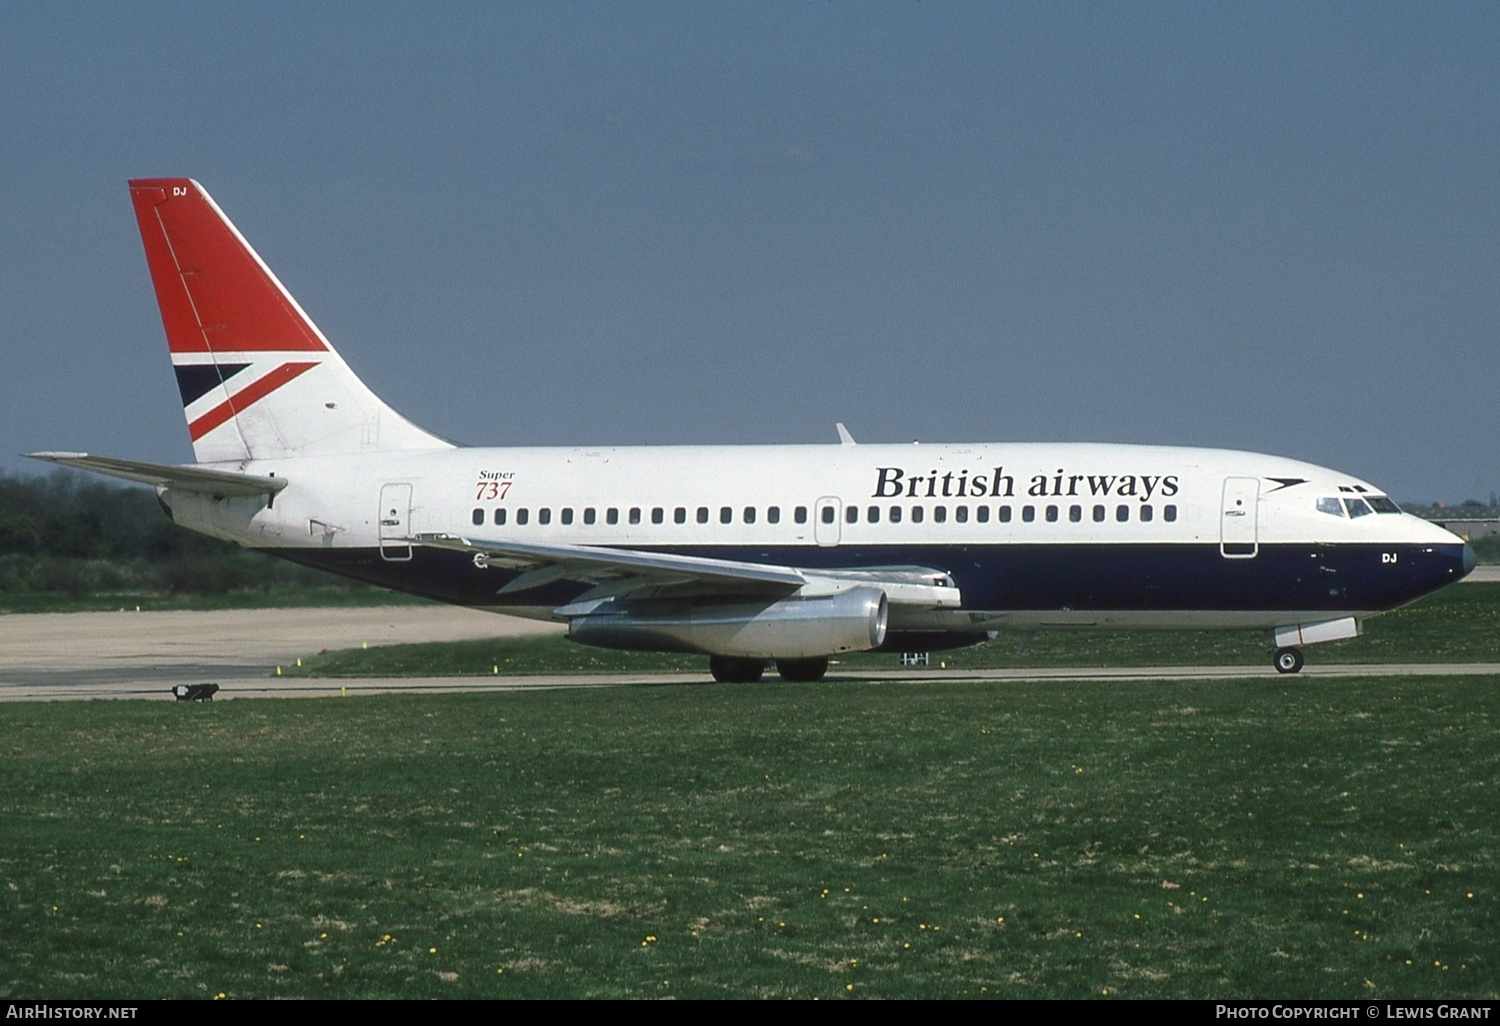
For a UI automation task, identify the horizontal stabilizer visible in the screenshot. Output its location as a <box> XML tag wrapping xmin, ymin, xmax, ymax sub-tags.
<box><xmin>24</xmin><ymin>452</ymin><xmax>288</xmax><ymax>497</ymax></box>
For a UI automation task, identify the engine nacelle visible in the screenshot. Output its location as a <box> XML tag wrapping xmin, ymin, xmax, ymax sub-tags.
<box><xmin>568</xmin><ymin>586</ymin><xmax>889</xmax><ymax>659</ymax></box>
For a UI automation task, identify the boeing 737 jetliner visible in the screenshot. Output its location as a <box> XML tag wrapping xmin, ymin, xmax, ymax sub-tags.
<box><xmin>29</xmin><ymin>179</ymin><xmax>1476</xmax><ymax>681</ymax></box>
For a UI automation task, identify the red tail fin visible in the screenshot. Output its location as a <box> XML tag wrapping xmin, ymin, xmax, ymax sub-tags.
<box><xmin>129</xmin><ymin>179</ymin><xmax>328</xmax><ymax>354</ymax></box>
<box><xmin>127</xmin><ymin>179</ymin><xmax>450</xmax><ymax>463</ymax></box>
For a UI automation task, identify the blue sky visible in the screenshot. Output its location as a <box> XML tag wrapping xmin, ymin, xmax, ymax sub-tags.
<box><xmin>2</xmin><ymin>3</ymin><xmax>1496</xmax><ymax>503</ymax></box>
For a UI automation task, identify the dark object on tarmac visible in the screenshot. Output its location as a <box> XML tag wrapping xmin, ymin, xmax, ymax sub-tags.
<box><xmin>172</xmin><ymin>683</ymin><xmax>219</xmax><ymax>701</ymax></box>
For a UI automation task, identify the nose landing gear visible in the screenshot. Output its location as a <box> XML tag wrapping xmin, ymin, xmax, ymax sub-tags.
<box><xmin>1273</xmin><ymin>647</ymin><xmax>1305</xmax><ymax>674</ymax></box>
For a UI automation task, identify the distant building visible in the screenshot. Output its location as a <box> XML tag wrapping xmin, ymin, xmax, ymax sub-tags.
<box><xmin>1428</xmin><ymin>518</ymin><xmax>1500</xmax><ymax>540</ymax></box>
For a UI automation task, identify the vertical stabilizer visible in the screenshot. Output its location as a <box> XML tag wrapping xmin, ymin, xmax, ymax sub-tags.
<box><xmin>128</xmin><ymin>178</ymin><xmax>452</xmax><ymax>463</ymax></box>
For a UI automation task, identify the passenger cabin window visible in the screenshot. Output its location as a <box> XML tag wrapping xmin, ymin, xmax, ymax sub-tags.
<box><xmin>976</xmin><ymin>506</ymin><xmax>989</xmax><ymax>523</ymax></box>
<box><xmin>1164</xmin><ymin>505</ymin><xmax>1177</xmax><ymax>522</ymax></box>
<box><xmin>674</xmin><ymin>507</ymin><xmax>686</xmax><ymax>524</ymax></box>
<box><xmin>538</xmin><ymin>508</ymin><xmax>551</xmax><ymax>525</ymax></box>
<box><xmin>628</xmin><ymin>507</ymin><xmax>641</xmax><ymax>525</ymax></box>
<box><xmin>517</xmin><ymin>508</ymin><xmax>529</xmax><ymax>525</ymax></box>
<box><xmin>845</xmin><ymin>506</ymin><xmax>857</xmax><ymax>524</ymax></box>
<box><xmin>999</xmin><ymin>506</ymin><xmax>1012</xmax><ymax>523</ymax></box>
<box><xmin>821</xmin><ymin>506</ymin><xmax>836</xmax><ymax>525</ymax></box>
<box><xmin>1140</xmin><ymin>504</ymin><xmax>1153</xmax><ymax>522</ymax></box>
<box><xmin>1021</xmin><ymin>505</ymin><xmax>1034</xmax><ymax>523</ymax></box>
<box><xmin>934</xmin><ymin>506</ymin><xmax>947</xmax><ymax>523</ymax></box>
<box><xmin>720</xmin><ymin>506</ymin><xmax>733</xmax><ymax>524</ymax></box>
<box><xmin>607</xmin><ymin>508</ymin><xmax>619</xmax><ymax>525</ymax></box>
<box><xmin>651</xmin><ymin>507</ymin><xmax>664</xmax><ymax>525</ymax></box>
<box><xmin>867</xmin><ymin>505</ymin><xmax>880</xmax><ymax>523</ymax></box>
<box><xmin>911</xmin><ymin>506</ymin><xmax>925</xmax><ymax>524</ymax></box>
<box><xmin>561</xmin><ymin>508</ymin><xmax>573</xmax><ymax>525</ymax></box>
<box><xmin>1116</xmin><ymin>505</ymin><xmax>1129</xmax><ymax>522</ymax></box>
<box><xmin>743</xmin><ymin>506</ymin><xmax>756</xmax><ymax>524</ymax></box>
<box><xmin>767</xmin><ymin>506</ymin><xmax>781</xmax><ymax>524</ymax></box>
<box><xmin>1068</xmin><ymin>505</ymin><xmax>1082</xmax><ymax>523</ymax></box>
<box><xmin>956</xmin><ymin>506</ymin><xmax>968</xmax><ymax>523</ymax></box>
<box><xmin>795</xmin><ymin>506</ymin><xmax>808</xmax><ymax>524</ymax></box>
<box><xmin>1092</xmin><ymin>505</ymin><xmax>1105</xmax><ymax>523</ymax></box>
<box><xmin>472</xmin><ymin>508</ymin><xmax>484</xmax><ymax>526</ymax></box>
<box><xmin>1045</xmin><ymin>505</ymin><xmax>1059</xmax><ymax>523</ymax></box>
<box><xmin>696</xmin><ymin>507</ymin><xmax>709</xmax><ymax>524</ymax></box>
<box><xmin>889</xmin><ymin>505</ymin><xmax>902</xmax><ymax>523</ymax></box>
<box><xmin>494</xmin><ymin>508</ymin><xmax>507</xmax><ymax>526</ymax></box>
<box><xmin>583</xmin><ymin>508</ymin><xmax>596</xmax><ymax>525</ymax></box>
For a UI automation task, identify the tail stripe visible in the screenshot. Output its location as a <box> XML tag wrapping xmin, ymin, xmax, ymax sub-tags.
<box><xmin>173</xmin><ymin>363</ymin><xmax>249</xmax><ymax>406</ymax></box>
<box><xmin>187</xmin><ymin>361</ymin><xmax>318</xmax><ymax>441</ymax></box>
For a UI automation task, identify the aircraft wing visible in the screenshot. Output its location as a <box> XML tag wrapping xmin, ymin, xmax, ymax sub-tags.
<box><xmin>25</xmin><ymin>452</ymin><xmax>288</xmax><ymax>498</ymax></box>
<box><xmin>412</xmin><ymin>532</ymin><xmax>961</xmax><ymax>608</ymax></box>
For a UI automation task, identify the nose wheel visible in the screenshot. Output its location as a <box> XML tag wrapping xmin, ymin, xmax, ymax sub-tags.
<box><xmin>1273</xmin><ymin>647</ymin><xmax>1305</xmax><ymax>674</ymax></box>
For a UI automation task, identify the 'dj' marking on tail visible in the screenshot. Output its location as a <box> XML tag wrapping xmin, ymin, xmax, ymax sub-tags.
<box><xmin>128</xmin><ymin>178</ymin><xmax>449</xmax><ymax>463</ymax></box>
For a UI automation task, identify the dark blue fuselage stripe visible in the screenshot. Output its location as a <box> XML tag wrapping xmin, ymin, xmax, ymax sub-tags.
<box><xmin>269</xmin><ymin>541</ymin><xmax>1469</xmax><ymax>616</ymax></box>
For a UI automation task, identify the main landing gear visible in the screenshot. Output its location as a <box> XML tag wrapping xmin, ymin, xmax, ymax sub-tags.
<box><xmin>1273</xmin><ymin>646</ymin><xmax>1305</xmax><ymax>675</ymax></box>
<box><xmin>774</xmin><ymin>657</ymin><xmax>829</xmax><ymax>682</ymax></box>
<box><xmin>707</xmin><ymin>656</ymin><xmax>831</xmax><ymax>683</ymax></box>
<box><xmin>709</xmin><ymin>656</ymin><xmax>765</xmax><ymax>683</ymax></box>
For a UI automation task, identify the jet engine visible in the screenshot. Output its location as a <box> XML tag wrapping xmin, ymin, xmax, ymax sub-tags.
<box><xmin>567</xmin><ymin>586</ymin><xmax>888</xmax><ymax>659</ymax></box>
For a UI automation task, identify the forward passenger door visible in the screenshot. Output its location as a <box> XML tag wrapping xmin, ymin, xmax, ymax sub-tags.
<box><xmin>1219</xmin><ymin>477</ymin><xmax>1259</xmax><ymax>558</ymax></box>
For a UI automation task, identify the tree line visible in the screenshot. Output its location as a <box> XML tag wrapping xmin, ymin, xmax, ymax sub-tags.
<box><xmin>0</xmin><ymin>470</ymin><xmax>359</xmax><ymax>601</ymax></box>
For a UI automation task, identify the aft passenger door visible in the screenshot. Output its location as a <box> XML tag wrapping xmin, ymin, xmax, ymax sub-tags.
<box><xmin>1219</xmin><ymin>477</ymin><xmax>1259</xmax><ymax>558</ymax></box>
<box><xmin>379</xmin><ymin>483</ymin><xmax>413</xmax><ymax>561</ymax></box>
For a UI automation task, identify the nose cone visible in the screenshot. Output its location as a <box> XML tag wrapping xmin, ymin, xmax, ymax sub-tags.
<box><xmin>1462</xmin><ymin>543</ymin><xmax>1478</xmax><ymax>578</ymax></box>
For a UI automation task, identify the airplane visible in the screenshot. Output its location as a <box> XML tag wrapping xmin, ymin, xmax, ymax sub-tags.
<box><xmin>28</xmin><ymin>178</ymin><xmax>1477</xmax><ymax>682</ymax></box>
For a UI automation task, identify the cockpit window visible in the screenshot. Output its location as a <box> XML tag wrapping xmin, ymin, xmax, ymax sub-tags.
<box><xmin>1316</xmin><ymin>497</ymin><xmax>1344</xmax><ymax>517</ymax></box>
<box><xmin>1344</xmin><ymin>498</ymin><xmax>1373</xmax><ymax>519</ymax></box>
<box><xmin>1368</xmin><ymin>496</ymin><xmax>1402</xmax><ymax>514</ymax></box>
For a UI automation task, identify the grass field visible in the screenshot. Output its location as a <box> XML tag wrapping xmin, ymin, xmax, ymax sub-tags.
<box><xmin>289</xmin><ymin>582</ymin><xmax>1500</xmax><ymax>678</ymax></box>
<box><xmin>2</xmin><ymin>676</ymin><xmax>1495</xmax><ymax>999</ymax></box>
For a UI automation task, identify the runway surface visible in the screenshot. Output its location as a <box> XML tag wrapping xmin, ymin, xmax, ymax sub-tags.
<box><xmin>1</xmin><ymin>601</ymin><xmax>1496</xmax><ymax>701</ymax></box>
<box><xmin>0</xmin><ymin>605</ymin><xmax>558</xmax><ymax>701</ymax></box>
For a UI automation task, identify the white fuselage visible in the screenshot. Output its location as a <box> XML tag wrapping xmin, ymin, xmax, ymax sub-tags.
<box><xmin>163</xmin><ymin>440</ymin><xmax>1471</xmax><ymax>634</ymax></box>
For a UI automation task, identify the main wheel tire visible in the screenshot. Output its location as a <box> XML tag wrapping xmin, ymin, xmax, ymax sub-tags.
<box><xmin>709</xmin><ymin>656</ymin><xmax>766</xmax><ymax>683</ymax></box>
<box><xmin>1273</xmin><ymin>647</ymin><xmax>1305</xmax><ymax>674</ymax></box>
<box><xmin>776</xmin><ymin>657</ymin><xmax>829</xmax><ymax>682</ymax></box>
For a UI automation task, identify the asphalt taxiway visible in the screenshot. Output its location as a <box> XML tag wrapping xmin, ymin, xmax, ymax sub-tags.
<box><xmin>1</xmin><ymin>598</ymin><xmax>1496</xmax><ymax>702</ymax></box>
<box><xmin>0</xmin><ymin>605</ymin><xmax>560</xmax><ymax>701</ymax></box>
